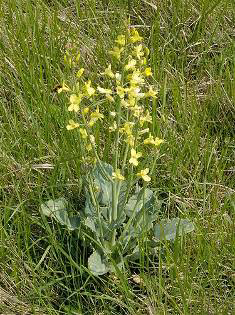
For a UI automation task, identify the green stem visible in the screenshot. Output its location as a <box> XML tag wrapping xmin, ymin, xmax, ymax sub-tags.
<box><xmin>87</xmin><ymin>176</ymin><xmax>104</xmax><ymax>243</ymax></box>
<box><xmin>111</xmin><ymin>181</ymin><xmax>118</xmax><ymax>246</ymax></box>
<box><xmin>114</xmin><ymin>99</ymin><xmax>121</xmax><ymax>170</ymax></box>
<box><xmin>80</xmin><ymin>111</ymin><xmax>113</xmax><ymax>182</ymax></box>
<box><xmin>150</xmin><ymin>153</ymin><xmax>159</xmax><ymax>174</ymax></box>
<box><xmin>119</xmin><ymin>153</ymin><xmax>159</xmax><ymax>241</ymax></box>
<box><xmin>121</xmin><ymin>143</ymin><xmax>129</xmax><ymax>173</ymax></box>
<box><xmin>116</xmin><ymin>142</ymin><xmax>130</xmax><ymax>203</ymax></box>
<box><xmin>111</xmin><ymin>99</ymin><xmax>122</xmax><ymax>245</ymax></box>
<box><xmin>119</xmin><ymin>184</ymin><xmax>147</xmax><ymax>242</ymax></box>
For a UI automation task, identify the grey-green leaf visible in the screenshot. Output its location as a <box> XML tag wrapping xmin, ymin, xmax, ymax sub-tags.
<box><xmin>88</xmin><ymin>250</ymin><xmax>109</xmax><ymax>276</ymax></box>
<box><xmin>40</xmin><ymin>198</ymin><xmax>68</xmax><ymax>217</ymax></box>
<box><xmin>154</xmin><ymin>218</ymin><xmax>194</xmax><ymax>241</ymax></box>
<box><xmin>125</xmin><ymin>188</ymin><xmax>154</xmax><ymax>217</ymax></box>
<box><xmin>84</xmin><ymin>217</ymin><xmax>97</xmax><ymax>233</ymax></box>
<box><xmin>93</xmin><ymin>162</ymin><xmax>113</xmax><ymax>205</ymax></box>
<box><xmin>40</xmin><ymin>198</ymin><xmax>80</xmax><ymax>230</ymax></box>
<box><xmin>68</xmin><ymin>216</ymin><xmax>81</xmax><ymax>230</ymax></box>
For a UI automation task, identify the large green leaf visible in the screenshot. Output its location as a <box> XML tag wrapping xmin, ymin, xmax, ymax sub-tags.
<box><xmin>154</xmin><ymin>218</ymin><xmax>194</xmax><ymax>241</ymax></box>
<box><xmin>117</xmin><ymin>181</ymin><xmax>128</xmax><ymax>213</ymax></box>
<box><xmin>125</xmin><ymin>244</ymin><xmax>140</xmax><ymax>262</ymax></box>
<box><xmin>84</xmin><ymin>193</ymin><xmax>96</xmax><ymax>216</ymax></box>
<box><xmin>88</xmin><ymin>250</ymin><xmax>110</xmax><ymax>276</ymax></box>
<box><xmin>92</xmin><ymin>162</ymin><xmax>113</xmax><ymax>206</ymax></box>
<box><xmin>40</xmin><ymin>198</ymin><xmax>68</xmax><ymax>217</ymax></box>
<box><xmin>125</xmin><ymin>188</ymin><xmax>154</xmax><ymax>217</ymax></box>
<box><xmin>40</xmin><ymin>198</ymin><xmax>80</xmax><ymax>230</ymax></box>
<box><xmin>84</xmin><ymin>217</ymin><xmax>96</xmax><ymax>233</ymax></box>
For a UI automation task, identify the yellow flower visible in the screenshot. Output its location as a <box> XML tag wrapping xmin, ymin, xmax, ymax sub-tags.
<box><xmin>97</xmin><ymin>86</ymin><xmax>113</xmax><ymax>95</ymax></box>
<box><xmin>112</xmin><ymin>169</ymin><xmax>125</xmax><ymax>181</ymax></box>
<box><xmin>138</xmin><ymin>128</ymin><xmax>149</xmax><ymax>135</ymax></box>
<box><xmin>82</xmin><ymin>107</ymin><xmax>89</xmax><ymax>115</ymax></box>
<box><xmin>144</xmin><ymin>134</ymin><xmax>164</xmax><ymax>146</ymax></box>
<box><xmin>115</xmin><ymin>72</ymin><xmax>122</xmax><ymax>82</ymax></box>
<box><xmin>77</xmin><ymin>68</ymin><xmax>84</xmax><ymax>78</ymax></box>
<box><xmin>144</xmin><ymin>67</ymin><xmax>152</xmax><ymax>77</ymax></box>
<box><xmin>131</xmin><ymin>105</ymin><xmax>143</xmax><ymax>118</ymax></box>
<box><xmin>75</xmin><ymin>53</ymin><xmax>80</xmax><ymax>62</ymax></box>
<box><xmin>143</xmin><ymin>134</ymin><xmax>154</xmax><ymax>145</ymax></box>
<box><xmin>109</xmin><ymin>46</ymin><xmax>124</xmax><ymax>60</ymax></box>
<box><xmin>91</xmin><ymin>107</ymin><xmax>104</xmax><ymax>120</ymax></box>
<box><xmin>89</xmin><ymin>107</ymin><xmax>104</xmax><ymax>126</ymax></box>
<box><xmin>145</xmin><ymin>86</ymin><xmax>158</xmax><ymax>98</ymax></box>
<box><xmin>145</xmin><ymin>47</ymin><xmax>150</xmax><ymax>56</ymax></box>
<box><xmin>116</xmin><ymin>86</ymin><xmax>126</xmax><ymax>98</ymax></box>
<box><xmin>129</xmin><ymin>149</ymin><xmax>142</xmax><ymax>166</ymax></box>
<box><xmin>58</xmin><ymin>82</ymin><xmax>70</xmax><ymax>93</ymax></box>
<box><xmin>128</xmin><ymin>86</ymin><xmax>145</xmax><ymax>99</ymax></box>
<box><xmin>124</xmin><ymin>58</ymin><xmax>136</xmax><ymax>71</ymax></box>
<box><xmin>139</xmin><ymin>57</ymin><xmax>147</xmax><ymax>66</ymax></box>
<box><xmin>137</xmin><ymin>168</ymin><xmax>151</xmax><ymax>182</ymax></box>
<box><xmin>133</xmin><ymin>44</ymin><xmax>144</xmax><ymax>60</ymax></box>
<box><xmin>68</xmin><ymin>94</ymin><xmax>83</xmax><ymax>112</ymax></box>
<box><xmin>64</xmin><ymin>54</ymin><xmax>72</xmax><ymax>66</ymax></box>
<box><xmin>66</xmin><ymin>119</ymin><xmax>79</xmax><ymax>130</ymax></box>
<box><xmin>115</xmin><ymin>35</ymin><xmax>126</xmax><ymax>46</ymax></box>
<box><xmin>79</xmin><ymin>128</ymin><xmax>88</xmax><ymax>139</ymax></box>
<box><xmin>153</xmin><ymin>137</ymin><xmax>164</xmax><ymax>146</ymax></box>
<box><xmin>121</xmin><ymin>96</ymin><xmax>136</xmax><ymax>108</ymax></box>
<box><xmin>125</xmin><ymin>135</ymin><xmax>135</xmax><ymax>147</ymax></box>
<box><xmin>120</xmin><ymin>99</ymin><xmax>130</xmax><ymax>108</ymax></box>
<box><xmin>130</xmin><ymin>28</ymin><xmax>143</xmax><ymax>43</ymax></box>
<box><xmin>84</xmin><ymin>80</ymin><xmax>95</xmax><ymax>97</ymax></box>
<box><xmin>86</xmin><ymin>143</ymin><xmax>92</xmax><ymax>151</ymax></box>
<box><xmin>106</xmin><ymin>94</ymin><xmax>115</xmax><ymax>102</ymax></box>
<box><xmin>103</xmin><ymin>64</ymin><xmax>115</xmax><ymax>78</ymax></box>
<box><xmin>140</xmin><ymin>110</ymin><xmax>152</xmax><ymax>126</ymax></box>
<box><xmin>119</xmin><ymin>122</ymin><xmax>134</xmax><ymax>136</ymax></box>
<box><xmin>129</xmin><ymin>70</ymin><xmax>144</xmax><ymax>86</ymax></box>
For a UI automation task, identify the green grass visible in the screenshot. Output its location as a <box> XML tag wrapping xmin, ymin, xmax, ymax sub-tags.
<box><xmin>0</xmin><ymin>0</ymin><xmax>234</xmax><ymax>314</ymax></box>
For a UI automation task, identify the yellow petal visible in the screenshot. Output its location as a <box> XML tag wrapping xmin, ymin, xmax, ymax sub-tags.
<box><xmin>77</xmin><ymin>68</ymin><xmax>84</xmax><ymax>78</ymax></box>
<box><xmin>115</xmin><ymin>35</ymin><xmax>126</xmax><ymax>46</ymax></box>
<box><xmin>142</xmin><ymin>174</ymin><xmax>151</xmax><ymax>182</ymax></box>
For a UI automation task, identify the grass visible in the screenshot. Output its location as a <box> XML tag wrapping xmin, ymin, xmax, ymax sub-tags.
<box><xmin>0</xmin><ymin>0</ymin><xmax>234</xmax><ymax>314</ymax></box>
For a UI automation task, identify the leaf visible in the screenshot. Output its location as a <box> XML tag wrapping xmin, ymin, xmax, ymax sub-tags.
<box><xmin>154</xmin><ymin>218</ymin><xmax>194</xmax><ymax>241</ymax></box>
<box><xmin>88</xmin><ymin>250</ymin><xmax>109</xmax><ymax>276</ymax></box>
<box><xmin>84</xmin><ymin>217</ymin><xmax>96</xmax><ymax>232</ymax></box>
<box><xmin>125</xmin><ymin>188</ymin><xmax>154</xmax><ymax>217</ymax></box>
<box><xmin>40</xmin><ymin>198</ymin><xmax>80</xmax><ymax>231</ymax></box>
<box><xmin>121</xmin><ymin>224</ymin><xmax>136</xmax><ymax>244</ymax></box>
<box><xmin>126</xmin><ymin>244</ymin><xmax>140</xmax><ymax>261</ymax></box>
<box><xmin>84</xmin><ymin>193</ymin><xmax>96</xmax><ymax>216</ymax></box>
<box><xmin>117</xmin><ymin>181</ymin><xmax>128</xmax><ymax>211</ymax></box>
<box><xmin>109</xmin><ymin>261</ymin><xmax>125</xmax><ymax>273</ymax></box>
<box><xmin>68</xmin><ymin>216</ymin><xmax>81</xmax><ymax>230</ymax></box>
<box><xmin>93</xmin><ymin>162</ymin><xmax>113</xmax><ymax>205</ymax></box>
<box><xmin>40</xmin><ymin>198</ymin><xmax>68</xmax><ymax>217</ymax></box>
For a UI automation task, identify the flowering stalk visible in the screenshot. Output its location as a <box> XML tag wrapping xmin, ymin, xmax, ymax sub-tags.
<box><xmin>87</xmin><ymin>176</ymin><xmax>104</xmax><ymax>243</ymax></box>
<box><xmin>61</xmin><ymin>27</ymin><xmax>164</xmax><ymax>251</ymax></box>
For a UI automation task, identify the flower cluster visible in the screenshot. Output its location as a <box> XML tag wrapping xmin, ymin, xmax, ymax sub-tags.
<box><xmin>60</xmin><ymin>28</ymin><xmax>164</xmax><ymax>183</ymax></box>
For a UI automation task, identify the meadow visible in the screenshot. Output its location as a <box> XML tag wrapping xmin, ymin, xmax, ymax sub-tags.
<box><xmin>0</xmin><ymin>0</ymin><xmax>234</xmax><ymax>314</ymax></box>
